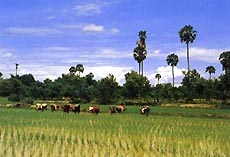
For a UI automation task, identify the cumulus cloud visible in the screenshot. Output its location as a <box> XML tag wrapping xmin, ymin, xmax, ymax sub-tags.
<box><xmin>149</xmin><ymin>66</ymin><xmax>186</xmax><ymax>85</ymax></box>
<box><xmin>84</xmin><ymin>66</ymin><xmax>133</xmax><ymax>85</ymax></box>
<box><xmin>82</xmin><ymin>24</ymin><xmax>104</xmax><ymax>32</ymax></box>
<box><xmin>175</xmin><ymin>47</ymin><xmax>227</xmax><ymax>63</ymax></box>
<box><xmin>18</xmin><ymin>64</ymin><xmax>133</xmax><ymax>85</ymax></box>
<box><xmin>19</xmin><ymin>65</ymin><xmax>67</xmax><ymax>81</ymax></box>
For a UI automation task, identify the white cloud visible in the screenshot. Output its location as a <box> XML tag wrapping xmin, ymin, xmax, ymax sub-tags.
<box><xmin>17</xmin><ymin>64</ymin><xmax>133</xmax><ymax>85</ymax></box>
<box><xmin>111</xmin><ymin>28</ymin><xmax>120</xmax><ymax>34</ymax></box>
<box><xmin>46</xmin><ymin>15</ymin><xmax>56</xmax><ymax>20</ymax></box>
<box><xmin>84</xmin><ymin>66</ymin><xmax>133</xmax><ymax>85</ymax></box>
<box><xmin>147</xmin><ymin>49</ymin><xmax>166</xmax><ymax>58</ymax></box>
<box><xmin>6</xmin><ymin>27</ymin><xmax>61</xmax><ymax>36</ymax></box>
<box><xmin>74</xmin><ymin>3</ymin><xmax>104</xmax><ymax>16</ymax></box>
<box><xmin>82</xmin><ymin>48</ymin><xmax>131</xmax><ymax>59</ymax></box>
<box><xmin>43</xmin><ymin>47</ymin><xmax>71</xmax><ymax>51</ymax></box>
<box><xmin>149</xmin><ymin>66</ymin><xmax>186</xmax><ymax>85</ymax></box>
<box><xmin>175</xmin><ymin>47</ymin><xmax>227</xmax><ymax>63</ymax></box>
<box><xmin>58</xmin><ymin>24</ymin><xmax>82</xmax><ymax>29</ymax></box>
<box><xmin>18</xmin><ymin>64</ymin><xmax>67</xmax><ymax>81</ymax></box>
<box><xmin>0</xmin><ymin>48</ymin><xmax>13</xmax><ymax>58</ymax></box>
<box><xmin>82</xmin><ymin>24</ymin><xmax>104</xmax><ymax>32</ymax></box>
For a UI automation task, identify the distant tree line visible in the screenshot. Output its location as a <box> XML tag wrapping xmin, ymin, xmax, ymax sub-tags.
<box><xmin>0</xmin><ymin>55</ymin><xmax>229</xmax><ymax>106</ymax></box>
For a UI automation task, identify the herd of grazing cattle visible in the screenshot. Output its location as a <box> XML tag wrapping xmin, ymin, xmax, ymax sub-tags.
<box><xmin>33</xmin><ymin>102</ymin><xmax>151</xmax><ymax>116</ymax></box>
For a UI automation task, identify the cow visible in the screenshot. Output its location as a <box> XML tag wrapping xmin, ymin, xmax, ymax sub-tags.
<box><xmin>63</xmin><ymin>104</ymin><xmax>71</xmax><ymax>113</ymax></box>
<box><xmin>89</xmin><ymin>105</ymin><xmax>100</xmax><ymax>114</ymax></box>
<box><xmin>140</xmin><ymin>105</ymin><xmax>150</xmax><ymax>116</ymax></box>
<box><xmin>50</xmin><ymin>104</ymin><xmax>61</xmax><ymax>112</ymax></box>
<box><xmin>63</xmin><ymin>104</ymin><xmax>80</xmax><ymax>113</ymax></box>
<box><xmin>71</xmin><ymin>104</ymin><xmax>80</xmax><ymax>113</ymax></box>
<box><xmin>36</xmin><ymin>103</ymin><xmax>48</xmax><ymax>111</ymax></box>
<box><xmin>109</xmin><ymin>103</ymin><xmax>126</xmax><ymax>114</ymax></box>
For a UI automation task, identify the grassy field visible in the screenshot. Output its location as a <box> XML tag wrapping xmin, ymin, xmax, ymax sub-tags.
<box><xmin>0</xmin><ymin>106</ymin><xmax>229</xmax><ymax>157</ymax></box>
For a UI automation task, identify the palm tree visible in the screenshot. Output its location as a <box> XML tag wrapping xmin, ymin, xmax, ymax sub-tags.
<box><xmin>69</xmin><ymin>66</ymin><xmax>76</xmax><ymax>75</ymax></box>
<box><xmin>205</xmin><ymin>66</ymin><xmax>216</xmax><ymax>79</ymax></box>
<box><xmin>155</xmin><ymin>73</ymin><xmax>161</xmax><ymax>85</ymax></box>
<box><xmin>178</xmin><ymin>25</ymin><xmax>197</xmax><ymax>74</ymax></box>
<box><xmin>133</xmin><ymin>31</ymin><xmax>147</xmax><ymax>76</ymax></box>
<box><xmin>219</xmin><ymin>51</ymin><xmax>230</xmax><ymax>74</ymax></box>
<box><xmin>15</xmin><ymin>63</ymin><xmax>19</xmax><ymax>76</ymax></box>
<box><xmin>76</xmin><ymin>64</ymin><xmax>84</xmax><ymax>77</ymax></box>
<box><xmin>166</xmin><ymin>53</ymin><xmax>179</xmax><ymax>88</ymax></box>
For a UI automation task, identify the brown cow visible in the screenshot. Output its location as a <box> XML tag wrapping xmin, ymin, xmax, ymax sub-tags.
<box><xmin>89</xmin><ymin>105</ymin><xmax>100</xmax><ymax>114</ymax></box>
<box><xmin>50</xmin><ymin>104</ymin><xmax>61</xmax><ymax>112</ymax></box>
<box><xmin>109</xmin><ymin>103</ymin><xmax>126</xmax><ymax>114</ymax></box>
<box><xmin>63</xmin><ymin>104</ymin><xmax>80</xmax><ymax>113</ymax></box>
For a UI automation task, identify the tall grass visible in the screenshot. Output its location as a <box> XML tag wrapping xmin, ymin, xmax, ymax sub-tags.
<box><xmin>0</xmin><ymin>108</ymin><xmax>229</xmax><ymax>157</ymax></box>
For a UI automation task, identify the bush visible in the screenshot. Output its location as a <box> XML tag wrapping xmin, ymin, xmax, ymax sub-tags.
<box><xmin>8</xmin><ymin>94</ymin><xmax>20</xmax><ymax>102</ymax></box>
<box><xmin>23</xmin><ymin>97</ymin><xmax>34</xmax><ymax>105</ymax></box>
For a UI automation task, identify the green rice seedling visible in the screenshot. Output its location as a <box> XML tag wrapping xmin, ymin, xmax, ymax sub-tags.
<box><xmin>0</xmin><ymin>107</ymin><xmax>229</xmax><ymax>156</ymax></box>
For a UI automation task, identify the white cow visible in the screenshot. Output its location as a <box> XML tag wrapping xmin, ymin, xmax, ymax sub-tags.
<box><xmin>36</xmin><ymin>103</ymin><xmax>48</xmax><ymax>111</ymax></box>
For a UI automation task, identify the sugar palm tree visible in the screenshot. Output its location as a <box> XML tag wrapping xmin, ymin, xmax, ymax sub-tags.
<box><xmin>205</xmin><ymin>66</ymin><xmax>216</xmax><ymax>79</ymax></box>
<box><xmin>133</xmin><ymin>31</ymin><xmax>147</xmax><ymax>76</ymax></box>
<box><xmin>219</xmin><ymin>51</ymin><xmax>230</xmax><ymax>74</ymax></box>
<box><xmin>166</xmin><ymin>53</ymin><xmax>179</xmax><ymax>88</ymax></box>
<box><xmin>155</xmin><ymin>73</ymin><xmax>161</xmax><ymax>85</ymax></box>
<box><xmin>76</xmin><ymin>64</ymin><xmax>84</xmax><ymax>77</ymax></box>
<box><xmin>69</xmin><ymin>66</ymin><xmax>76</xmax><ymax>75</ymax></box>
<box><xmin>15</xmin><ymin>63</ymin><xmax>19</xmax><ymax>76</ymax></box>
<box><xmin>179</xmin><ymin>25</ymin><xmax>197</xmax><ymax>74</ymax></box>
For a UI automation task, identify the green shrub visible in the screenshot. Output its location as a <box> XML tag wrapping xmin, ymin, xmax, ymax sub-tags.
<box><xmin>23</xmin><ymin>97</ymin><xmax>34</xmax><ymax>105</ymax></box>
<box><xmin>8</xmin><ymin>94</ymin><xmax>20</xmax><ymax>102</ymax></box>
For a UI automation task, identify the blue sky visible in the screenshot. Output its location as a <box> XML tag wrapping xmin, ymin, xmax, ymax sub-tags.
<box><xmin>0</xmin><ymin>0</ymin><xmax>229</xmax><ymax>85</ymax></box>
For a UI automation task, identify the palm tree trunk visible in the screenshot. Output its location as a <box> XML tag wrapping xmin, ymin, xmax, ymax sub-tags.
<box><xmin>186</xmin><ymin>43</ymin><xmax>190</xmax><ymax>85</ymax></box>
<box><xmin>172</xmin><ymin>65</ymin><xmax>175</xmax><ymax>88</ymax></box>
<box><xmin>139</xmin><ymin>63</ymin><xmax>141</xmax><ymax>75</ymax></box>
<box><xmin>142</xmin><ymin>61</ymin><xmax>144</xmax><ymax>76</ymax></box>
<box><xmin>186</xmin><ymin>43</ymin><xmax>190</xmax><ymax>74</ymax></box>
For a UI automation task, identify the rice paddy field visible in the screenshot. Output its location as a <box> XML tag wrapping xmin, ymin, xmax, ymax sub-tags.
<box><xmin>0</xmin><ymin>106</ymin><xmax>229</xmax><ymax>157</ymax></box>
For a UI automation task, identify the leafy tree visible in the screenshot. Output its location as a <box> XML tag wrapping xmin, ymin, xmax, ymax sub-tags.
<box><xmin>133</xmin><ymin>31</ymin><xmax>147</xmax><ymax>75</ymax></box>
<box><xmin>219</xmin><ymin>51</ymin><xmax>230</xmax><ymax>74</ymax></box>
<box><xmin>123</xmin><ymin>70</ymin><xmax>152</xmax><ymax>99</ymax></box>
<box><xmin>85</xmin><ymin>72</ymin><xmax>97</xmax><ymax>86</ymax></box>
<box><xmin>4</xmin><ymin>78</ymin><xmax>25</xmax><ymax>101</ymax></box>
<box><xmin>181</xmin><ymin>69</ymin><xmax>201</xmax><ymax>103</ymax></box>
<box><xmin>219</xmin><ymin>51</ymin><xmax>230</xmax><ymax>105</ymax></box>
<box><xmin>19</xmin><ymin>74</ymin><xmax>36</xmax><ymax>86</ymax></box>
<box><xmin>155</xmin><ymin>73</ymin><xmax>161</xmax><ymax>85</ymax></box>
<box><xmin>179</xmin><ymin>25</ymin><xmax>197</xmax><ymax>74</ymax></box>
<box><xmin>96</xmin><ymin>74</ymin><xmax>119</xmax><ymax>104</ymax></box>
<box><xmin>161</xmin><ymin>83</ymin><xmax>173</xmax><ymax>101</ymax></box>
<box><xmin>219</xmin><ymin>73</ymin><xmax>230</xmax><ymax>105</ymax></box>
<box><xmin>166</xmin><ymin>53</ymin><xmax>179</xmax><ymax>88</ymax></box>
<box><xmin>0</xmin><ymin>72</ymin><xmax>2</xmax><ymax>78</ymax></box>
<box><xmin>205</xmin><ymin>66</ymin><xmax>216</xmax><ymax>79</ymax></box>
